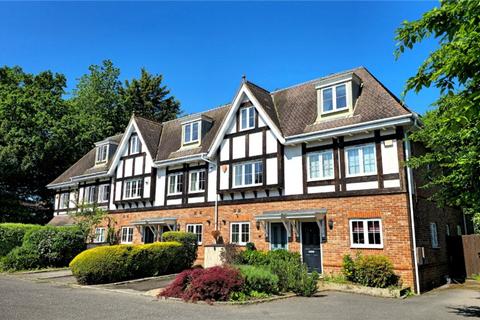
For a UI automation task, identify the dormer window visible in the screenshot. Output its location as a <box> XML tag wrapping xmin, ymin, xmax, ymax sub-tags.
<box><xmin>96</xmin><ymin>144</ymin><xmax>108</xmax><ymax>164</ymax></box>
<box><xmin>322</xmin><ymin>84</ymin><xmax>347</xmax><ymax>113</ymax></box>
<box><xmin>240</xmin><ymin>106</ymin><xmax>255</xmax><ymax>131</ymax></box>
<box><xmin>183</xmin><ymin>121</ymin><xmax>200</xmax><ymax>145</ymax></box>
<box><xmin>130</xmin><ymin>135</ymin><xmax>141</xmax><ymax>154</ymax></box>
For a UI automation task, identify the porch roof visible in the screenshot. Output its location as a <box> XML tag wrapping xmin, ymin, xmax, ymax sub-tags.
<box><xmin>131</xmin><ymin>217</ymin><xmax>177</xmax><ymax>226</ymax></box>
<box><xmin>255</xmin><ymin>208</ymin><xmax>327</xmax><ymax>221</ymax></box>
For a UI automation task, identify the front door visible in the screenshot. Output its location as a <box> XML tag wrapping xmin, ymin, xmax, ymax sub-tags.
<box><xmin>301</xmin><ymin>222</ymin><xmax>321</xmax><ymax>273</ymax></box>
<box><xmin>270</xmin><ymin>223</ymin><xmax>287</xmax><ymax>250</ymax></box>
<box><xmin>144</xmin><ymin>226</ymin><xmax>155</xmax><ymax>244</ymax></box>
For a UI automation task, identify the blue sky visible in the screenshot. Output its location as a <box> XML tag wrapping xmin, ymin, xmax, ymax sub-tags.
<box><xmin>0</xmin><ymin>1</ymin><xmax>439</xmax><ymax>115</ymax></box>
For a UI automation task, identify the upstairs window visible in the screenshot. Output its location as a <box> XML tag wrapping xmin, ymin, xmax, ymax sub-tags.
<box><xmin>130</xmin><ymin>135</ymin><xmax>141</xmax><ymax>154</ymax></box>
<box><xmin>183</xmin><ymin>121</ymin><xmax>200</xmax><ymax>145</ymax></box>
<box><xmin>189</xmin><ymin>170</ymin><xmax>206</xmax><ymax>193</ymax></box>
<box><xmin>124</xmin><ymin>179</ymin><xmax>143</xmax><ymax>199</ymax></box>
<box><xmin>96</xmin><ymin>144</ymin><xmax>108</xmax><ymax>164</ymax></box>
<box><xmin>83</xmin><ymin>186</ymin><xmax>96</xmax><ymax>204</ymax></box>
<box><xmin>240</xmin><ymin>106</ymin><xmax>255</xmax><ymax>130</ymax></box>
<box><xmin>59</xmin><ymin>193</ymin><xmax>69</xmax><ymax>209</ymax></box>
<box><xmin>321</xmin><ymin>84</ymin><xmax>347</xmax><ymax>113</ymax></box>
<box><xmin>168</xmin><ymin>173</ymin><xmax>183</xmax><ymax>195</ymax></box>
<box><xmin>98</xmin><ymin>184</ymin><xmax>110</xmax><ymax>203</ymax></box>
<box><xmin>233</xmin><ymin>161</ymin><xmax>263</xmax><ymax>187</ymax></box>
<box><xmin>345</xmin><ymin>144</ymin><xmax>376</xmax><ymax>177</ymax></box>
<box><xmin>307</xmin><ymin>150</ymin><xmax>334</xmax><ymax>180</ymax></box>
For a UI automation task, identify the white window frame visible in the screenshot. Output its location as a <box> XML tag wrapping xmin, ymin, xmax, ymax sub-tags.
<box><xmin>59</xmin><ymin>193</ymin><xmax>69</xmax><ymax>209</ymax></box>
<box><xmin>98</xmin><ymin>184</ymin><xmax>110</xmax><ymax>203</ymax></box>
<box><xmin>96</xmin><ymin>144</ymin><xmax>108</xmax><ymax>164</ymax></box>
<box><xmin>130</xmin><ymin>135</ymin><xmax>141</xmax><ymax>154</ymax></box>
<box><xmin>83</xmin><ymin>186</ymin><xmax>96</xmax><ymax>204</ymax></box>
<box><xmin>307</xmin><ymin>150</ymin><xmax>334</xmax><ymax>181</ymax></box>
<box><xmin>345</xmin><ymin>143</ymin><xmax>377</xmax><ymax>177</ymax></box>
<box><xmin>94</xmin><ymin>227</ymin><xmax>105</xmax><ymax>243</ymax></box>
<box><xmin>186</xmin><ymin>224</ymin><xmax>203</xmax><ymax>245</ymax></box>
<box><xmin>349</xmin><ymin>219</ymin><xmax>383</xmax><ymax>249</ymax></box>
<box><xmin>121</xmin><ymin>227</ymin><xmax>134</xmax><ymax>244</ymax></box>
<box><xmin>189</xmin><ymin>170</ymin><xmax>206</xmax><ymax>194</ymax></box>
<box><xmin>239</xmin><ymin>106</ymin><xmax>255</xmax><ymax>131</ymax></box>
<box><xmin>230</xmin><ymin>222</ymin><xmax>250</xmax><ymax>246</ymax></box>
<box><xmin>183</xmin><ymin>121</ymin><xmax>200</xmax><ymax>145</ymax></box>
<box><xmin>321</xmin><ymin>83</ymin><xmax>348</xmax><ymax>114</ymax></box>
<box><xmin>167</xmin><ymin>172</ymin><xmax>183</xmax><ymax>195</ymax></box>
<box><xmin>233</xmin><ymin>161</ymin><xmax>263</xmax><ymax>188</ymax></box>
<box><xmin>123</xmin><ymin>178</ymin><xmax>143</xmax><ymax>200</ymax></box>
<box><xmin>430</xmin><ymin>222</ymin><xmax>439</xmax><ymax>248</ymax></box>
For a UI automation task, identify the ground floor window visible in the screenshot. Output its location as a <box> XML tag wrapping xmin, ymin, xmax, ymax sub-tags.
<box><xmin>94</xmin><ymin>227</ymin><xmax>105</xmax><ymax>243</ymax></box>
<box><xmin>121</xmin><ymin>227</ymin><xmax>134</xmax><ymax>244</ymax></box>
<box><xmin>186</xmin><ymin>224</ymin><xmax>203</xmax><ymax>244</ymax></box>
<box><xmin>430</xmin><ymin>222</ymin><xmax>439</xmax><ymax>248</ymax></box>
<box><xmin>270</xmin><ymin>222</ymin><xmax>287</xmax><ymax>250</ymax></box>
<box><xmin>349</xmin><ymin>219</ymin><xmax>383</xmax><ymax>248</ymax></box>
<box><xmin>230</xmin><ymin>222</ymin><xmax>250</xmax><ymax>245</ymax></box>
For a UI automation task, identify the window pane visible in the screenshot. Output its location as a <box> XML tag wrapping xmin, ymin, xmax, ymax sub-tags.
<box><xmin>322</xmin><ymin>152</ymin><xmax>333</xmax><ymax>178</ymax></box>
<box><xmin>241</xmin><ymin>108</ymin><xmax>248</xmax><ymax>129</ymax></box>
<box><xmin>367</xmin><ymin>221</ymin><xmax>381</xmax><ymax>245</ymax></box>
<box><xmin>347</xmin><ymin>149</ymin><xmax>360</xmax><ymax>175</ymax></box>
<box><xmin>192</xmin><ymin>122</ymin><xmax>199</xmax><ymax>141</ymax></box>
<box><xmin>248</xmin><ymin>107</ymin><xmax>255</xmax><ymax>128</ymax></box>
<box><xmin>190</xmin><ymin>172</ymin><xmax>198</xmax><ymax>192</ymax></box>
<box><xmin>244</xmin><ymin>164</ymin><xmax>253</xmax><ymax>185</ymax></box>
<box><xmin>309</xmin><ymin>154</ymin><xmax>320</xmax><ymax>179</ymax></box>
<box><xmin>231</xmin><ymin>224</ymin><xmax>240</xmax><ymax>243</ymax></box>
<box><xmin>336</xmin><ymin>84</ymin><xmax>347</xmax><ymax>109</ymax></box>
<box><xmin>184</xmin><ymin>124</ymin><xmax>191</xmax><ymax>143</ymax></box>
<box><xmin>363</xmin><ymin>146</ymin><xmax>376</xmax><ymax>173</ymax></box>
<box><xmin>322</xmin><ymin>88</ymin><xmax>333</xmax><ymax>112</ymax></box>
<box><xmin>199</xmin><ymin>171</ymin><xmax>205</xmax><ymax>191</ymax></box>
<box><xmin>169</xmin><ymin>176</ymin><xmax>176</xmax><ymax>194</ymax></box>
<box><xmin>234</xmin><ymin>165</ymin><xmax>242</xmax><ymax>186</ymax></box>
<box><xmin>176</xmin><ymin>174</ymin><xmax>183</xmax><ymax>193</ymax></box>
<box><xmin>241</xmin><ymin>223</ymin><xmax>250</xmax><ymax>243</ymax></box>
<box><xmin>352</xmin><ymin>221</ymin><xmax>364</xmax><ymax>244</ymax></box>
<box><xmin>254</xmin><ymin>162</ymin><xmax>263</xmax><ymax>184</ymax></box>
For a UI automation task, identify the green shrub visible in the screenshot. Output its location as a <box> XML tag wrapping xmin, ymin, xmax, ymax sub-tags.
<box><xmin>293</xmin><ymin>265</ymin><xmax>319</xmax><ymax>297</ymax></box>
<box><xmin>0</xmin><ymin>223</ymin><xmax>42</xmax><ymax>257</ymax></box>
<box><xmin>1</xmin><ymin>247</ymin><xmax>41</xmax><ymax>271</ymax></box>
<box><xmin>70</xmin><ymin>242</ymin><xmax>191</xmax><ymax>285</ymax></box>
<box><xmin>162</xmin><ymin>231</ymin><xmax>198</xmax><ymax>267</ymax></box>
<box><xmin>237</xmin><ymin>265</ymin><xmax>279</xmax><ymax>294</ymax></box>
<box><xmin>341</xmin><ymin>254</ymin><xmax>399</xmax><ymax>288</ymax></box>
<box><xmin>239</xmin><ymin>249</ymin><xmax>269</xmax><ymax>266</ymax></box>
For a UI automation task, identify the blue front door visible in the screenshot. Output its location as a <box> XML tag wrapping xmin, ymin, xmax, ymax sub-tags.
<box><xmin>270</xmin><ymin>223</ymin><xmax>287</xmax><ymax>250</ymax></box>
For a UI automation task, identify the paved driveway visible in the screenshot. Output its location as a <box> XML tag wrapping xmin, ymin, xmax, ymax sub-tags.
<box><xmin>0</xmin><ymin>273</ymin><xmax>479</xmax><ymax>320</ymax></box>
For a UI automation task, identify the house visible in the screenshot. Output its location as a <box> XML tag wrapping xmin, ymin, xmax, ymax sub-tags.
<box><xmin>47</xmin><ymin>67</ymin><xmax>465</xmax><ymax>293</ymax></box>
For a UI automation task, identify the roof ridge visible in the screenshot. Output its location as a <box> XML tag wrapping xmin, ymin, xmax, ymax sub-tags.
<box><xmin>271</xmin><ymin>66</ymin><xmax>364</xmax><ymax>94</ymax></box>
<box><xmin>161</xmin><ymin>103</ymin><xmax>231</xmax><ymax>125</ymax></box>
<box><xmin>246</xmin><ymin>80</ymin><xmax>271</xmax><ymax>94</ymax></box>
<box><xmin>134</xmin><ymin>115</ymin><xmax>163</xmax><ymax>126</ymax></box>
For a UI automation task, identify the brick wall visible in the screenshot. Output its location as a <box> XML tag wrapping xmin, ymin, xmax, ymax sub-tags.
<box><xmin>103</xmin><ymin>192</ymin><xmax>416</xmax><ymax>289</ymax></box>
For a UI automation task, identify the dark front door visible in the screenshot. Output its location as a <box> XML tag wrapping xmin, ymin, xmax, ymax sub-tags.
<box><xmin>144</xmin><ymin>226</ymin><xmax>155</xmax><ymax>244</ymax></box>
<box><xmin>270</xmin><ymin>223</ymin><xmax>287</xmax><ymax>250</ymax></box>
<box><xmin>301</xmin><ymin>222</ymin><xmax>321</xmax><ymax>273</ymax></box>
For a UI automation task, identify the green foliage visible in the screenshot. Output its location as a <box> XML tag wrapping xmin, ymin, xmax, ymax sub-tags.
<box><xmin>69</xmin><ymin>204</ymin><xmax>111</xmax><ymax>242</ymax></box>
<box><xmin>1</xmin><ymin>226</ymin><xmax>85</xmax><ymax>271</ymax></box>
<box><xmin>471</xmin><ymin>274</ymin><xmax>480</xmax><ymax>281</ymax></box>
<box><xmin>239</xmin><ymin>249</ymin><xmax>270</xmax><ymax>266</ymax></box>
<box><xmin>237</xmin><ymin>265</ymin><xmax>279</xmax><ymax>294</ymax></box>
<box><xmin>162</xmin><ymin>231</ymin><xmax>198</xmax><ymax>266</ymax></box>
<box><xmin>322</xmin><ymin>273</ymin><xmax>348</xmax><ymax>284</ymax></box>
<box><xmin>245</xmin><ymin>242</ymin><xmax>256</xmax><ymax>251</ymax></box>
<box><xmin>341</xmin><ymin>254</ymin><xmax>399</xmax><ymax>288</ymax></box>
<box><xmin>0</xmin><ymin>223</ymin><xmax>42</xmax><ymax>256</ymax></box>
<box><xmin>293</xmin><ymin>266</ymin><xmax>319</xmax><ymax>297</ymax></box>
<box><xmin>70</xmin><ymin>241</ymin><xmax>194</xmax><ymax>285</ymax></box>
<box><xmin>395</xmin><ymin>0</ymin><xmax>480</xmax><ymax>229</ymax></box>
<box><xmin>230</xmin><ymin>290</ymin><xmax>269</xmax><ymax>301</ymax></box>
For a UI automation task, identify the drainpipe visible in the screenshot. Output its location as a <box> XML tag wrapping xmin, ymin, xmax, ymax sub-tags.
<box><xmin>404</xmin><ymin>130</ymin><xmax>421</xmax><ymax>294</ymax></box>
<box><xmin>200</xmin><ymin>155</ymin><xmax>219</xmax><ymax>231</ymax></box>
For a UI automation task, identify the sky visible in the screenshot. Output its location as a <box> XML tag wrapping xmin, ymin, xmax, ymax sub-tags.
<box><xmin>0</xmin><ymin>1</ymin><xmax>440</xmax><ymax>116</ymax></box>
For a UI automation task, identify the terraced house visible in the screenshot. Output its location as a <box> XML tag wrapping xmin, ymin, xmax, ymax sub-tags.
<box><xmin>47</xmin><ymin>67</ymin><xmax>465</xmax><ymax>293</ymax></box>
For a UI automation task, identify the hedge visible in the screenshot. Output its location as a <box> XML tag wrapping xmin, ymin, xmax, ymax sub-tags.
<box><xmin>70</xmin><ymin>241</ymin><xmax>196</xmax><ymax>285</ymax></box>
<box><xmin>162</xmin><ymin>231</ymin><xmax>198</xmax><ymax>265</ymax></box>
<box><xmin>0</xmin><ymin>223</ymin><xmax>43</xmax><ymax>257</ymax></box>
<box><xmin>237</xmin><ymin>265</ymin><xmax>279</xmax><ymax>294</ymax></box>
<box><xmin>1</xmin><ymin>226</ymin><xmax>85</xmax><ymax>271</ymax></box>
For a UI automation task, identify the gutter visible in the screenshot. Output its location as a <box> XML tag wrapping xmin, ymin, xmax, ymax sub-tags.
<box><xmin>154</xmin><ymin>153</ymin><xmax>207</xmax><ymax>167</ymax></box>
<box><xmin>284</xmin><ymin>114</ymin><xmax>415</xmax><ymax>145</ymax></box>
<box><xmin>47</xmin><ymin>171</ymin><xmax>110</xmax><ymax>189</ymax></box>
<box><xmin>404</xmin><ymin>128</ymin><xmax>421</xmax><ymax>294</ymax></box>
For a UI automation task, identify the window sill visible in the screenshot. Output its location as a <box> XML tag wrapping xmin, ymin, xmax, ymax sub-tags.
<box><xmin>307</xmin><ymin>176</ymin><xmax>334</xmax><ymax>182</ymax></box>
<box><xmin>345</xmin><ymin>172</ymin><xmax>378</xmax><ymax>179</ymax></box>
<box><xmin>124</xmin><ymin>197</ymin><xmax>142</xmax><ymax>201</ymax></box>
<box><xmin>188</xmin><ymin>190</ymin><xmax>205</xmax><ymax>195</ymax></box>
<box><xmin>350</xmin><ymin>245</ymin><xmax>384</xmax><ymax>250</ymax></box>
<box><xmin>233</xmin><ymin>183</ymin><xmax>263</xmax><ymax>189</ymax></box>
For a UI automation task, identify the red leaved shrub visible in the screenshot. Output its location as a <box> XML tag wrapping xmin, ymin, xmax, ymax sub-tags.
<box><xmin>159</xmin><ymin>266</ymin><xmax>244</xmax><ymax>302</ymax></box>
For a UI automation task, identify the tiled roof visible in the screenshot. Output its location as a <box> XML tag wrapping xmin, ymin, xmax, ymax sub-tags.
<box><xmin>134</xmin><ymin>115</ymin><xmax>163</xmax><ymax>158</ymax></box>
<box><xmin>245</xmin><ymin>81</ymin><xmax>282</xmax><ymax>134</ymax></box>
<box><xmin>47</xmin><ymin>215</ymin><xmax>75</xmax><ymax>226</ymax></box>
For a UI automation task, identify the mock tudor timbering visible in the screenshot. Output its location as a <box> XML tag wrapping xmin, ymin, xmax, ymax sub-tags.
<box><xmin>47</xmin><ymin>67</ymin><xmax>465</xmax><ymax>293</ymax></box>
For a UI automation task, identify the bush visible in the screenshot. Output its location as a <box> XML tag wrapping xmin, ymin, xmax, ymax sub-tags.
<box><xmin>160</xmin><ymin>266</ymin><xmax>244</xmax><ymax>302</ymax></box>
<box><xmin>1</xmin><ymin>246</ymin><xmax>41</xmax><ymax>271</ymax></box>
<box><xmin>237</xmin><ymin>265</ymin><xmax>279</xmax><ymax>294</ymax></box>
<box><xmin>162</xmin><ymin>231</ymin><xmax>198</xmax><ymax>267</ymax></box>
<box><xmin>293</xmin><ymin>265</ymin><xmax>319</xmax><ymax>297</ymax></box>
<box><xmin>341</xmin><ymin>254</ymin><xmax>399</xmax><ymax>288</ymax></box>
<box><xmin>239</xmin><ymin>249</ymin><xmax>269</xmax><ymax>266</ymax></box>
<box><xmin>0</xmin><ymin>223</ymin><xmax>42</xmax><ymax>257</ymax></box>
<box><xmin>70</xmin><ymin>241</ymin><xmax>192</xmax><ymax>285</ymax></box>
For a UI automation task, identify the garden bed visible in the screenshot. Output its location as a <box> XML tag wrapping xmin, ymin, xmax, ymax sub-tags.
<box><xmin>317</xmin><ymin>280</ymin><xmax>409</xmax><ymax>298</ymax></box>
<box><xmin>158</xmin><ymin>292</ymin><xmax>297</xmax><ymax>305</ymax></box>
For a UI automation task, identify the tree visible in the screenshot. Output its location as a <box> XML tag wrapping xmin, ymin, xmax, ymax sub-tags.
<box><xmin>120</xmin><ymin>68</ymin><xmax>180</xmax><ymax>124</ymax></box>
<box><xmin>0</xmin><ymin>66</ymin><xmax>69</xmax><ymax>224</ymax></box>
<box><xmin>70</xmin><ymin>203</ymin><xmax>117</xmax><ymax>244</ymax></box>
<box><xmin>395</xmin><ymin>0</ymin><xmax>480</xmax><ymax>231</ymax></box>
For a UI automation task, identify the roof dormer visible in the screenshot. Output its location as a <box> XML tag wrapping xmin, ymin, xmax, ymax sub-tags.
<box><xmin>94</xmin><ymin>136</ymin><xmax>119</xmax><ymax>166</ymax></box>
<box><xmin>316</xmin><ymin>72</ymin><xmax>361</xmax><ymax>121</ymax></box>
<box><xmin>181</xmin><ymin>115</ymin><xmax>213</xmax><ymax>148</ymax></box>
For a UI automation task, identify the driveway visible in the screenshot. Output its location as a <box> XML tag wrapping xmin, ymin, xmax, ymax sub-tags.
<box><xmin>0</xmin><ymin>273</ymin><xmax>479</xmax><ymax>320</ymax></box>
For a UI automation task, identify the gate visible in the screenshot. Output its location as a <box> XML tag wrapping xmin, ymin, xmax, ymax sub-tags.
<box><xmin>447</xmin><ymin>235</ymin><xmax>480</xmax><ymax>279</ymax></box>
